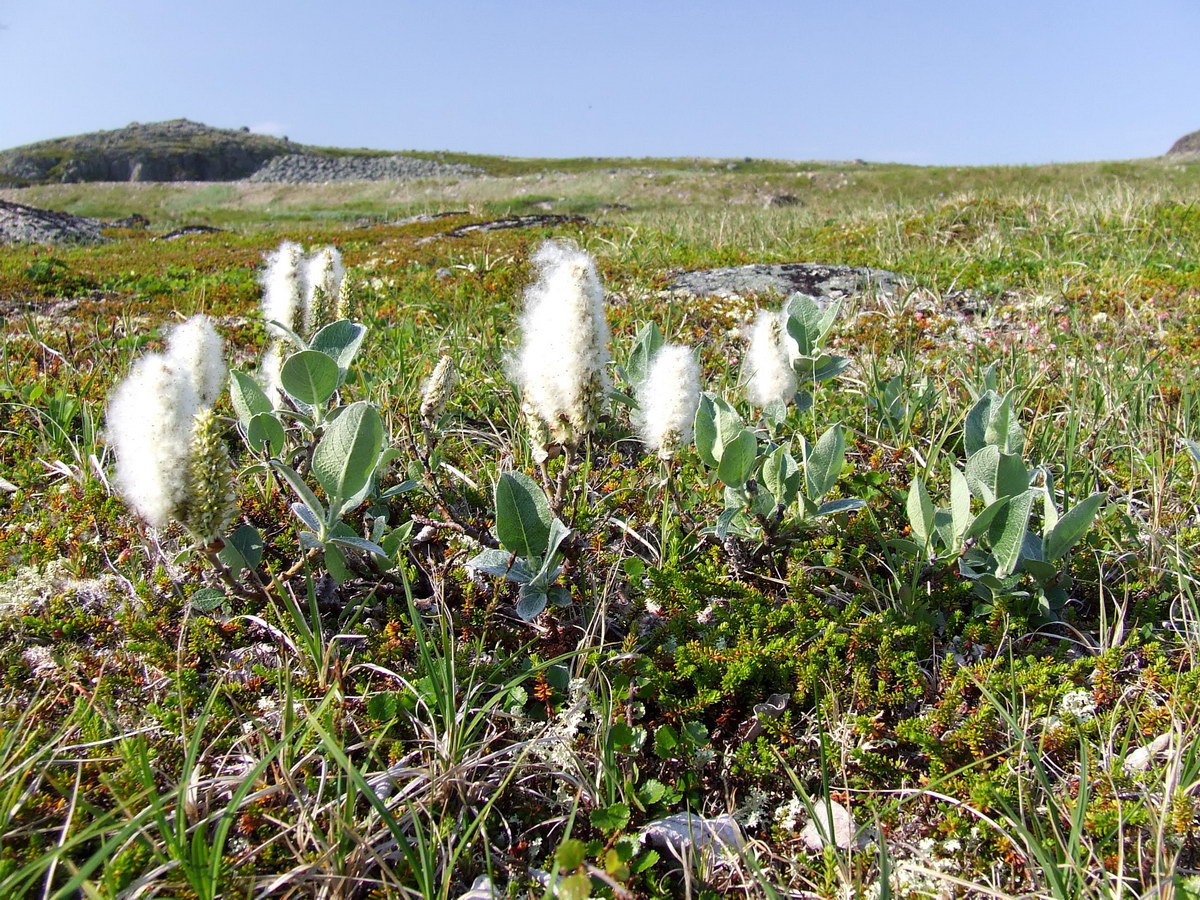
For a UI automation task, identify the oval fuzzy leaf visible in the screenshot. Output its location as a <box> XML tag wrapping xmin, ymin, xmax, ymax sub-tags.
<box><xmin>816</xmin><ymin>497</ymin><xmax>865</xmax><ymax>517</ymax></box>
<box><xmin>991</xmin><ymin>489</ymin><xmax>1037</xmax><ymax>578</ymax></box>
<box><xmin>230</xmin><ymin>370</ymin><xmax>272</xmax><ymax>426</ymax></box>
<box><xmin>906</xmin><ymin>476</ymin><xmax>935</xmax><ymax>549</ymax></box>
<box><xmin>717</xmin><ymin>428</ymin><xmax>758</xmax><ymax>487</ymax></box>
<box><xmin>246</xmin><ymin>411</ymin><xmax>285</xmax><ymax>457</ymax></box>
<box><xmin>950</xmin><ymin>465</ymin><xmax>972</xmax><ymax>540</ymax></box>
<box><xmin>310</xmin><ymin>320</ymin><xmax>367</xmax><ymax>372</ymax></box>
<box><xmin>495</xmin><ymin>470</ymin><xmax>553</xmax><ymax>560</ymax></box>
<box><xmin>190</xmin><ymin>588</ymin><xmax>226</xmax><ymax>613</ymax></box>
<box><xmin>218</xmin><ymin>524</ymin><xmax>263</xmax><ymax>574</ymax></box>
<box><xmin>280</xmin><ymin>349</ymin><xmax>340</xmax><ymax>406</ymax></box>
<box><xmin>762</xmin><ymin>444</ymin><xmax>801</xmax><ymax>509</ymax></box>
<box><xmin>516</xmin><ymin>583</ymin><xmax>549</xmax><ymax>621</ymax></box>
<box><xmin>694</xmin><ymin>395</ymin><xmax>719</xmax><ymax>468</ymax></box>
<box><xmin>804</xmin><ymin>424</ymin><xmax>846</xmax><ymax>501</ymax></box>
<box><xmin>1044</xmin><ymin>492</ymin><xmax>1105</xmax><ymax>562</ymax></box>
<box><xmin>312</xmin><ymin>401</ymin><xmax>384</xmax><ymax>506</ymax></box>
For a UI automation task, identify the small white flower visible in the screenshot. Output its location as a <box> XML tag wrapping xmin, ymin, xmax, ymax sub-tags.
<box><xmin>634</xmin><ymin>344</ymin><xmax>701</xmax><ymax>459</ymax></box>
<box><xmin>260</xmin><ymin>240</ymin><xmax>304</xmax><ymax>339</ymax></box>
<box><xmin>510</xmin><ymin>241</ymin><xmax>612</xmax><ymax>446</ymax></box>
<box><xmin>744</xmin><ymin>308</ymin><xmax>797</xmax><ymax>408</ymax></box>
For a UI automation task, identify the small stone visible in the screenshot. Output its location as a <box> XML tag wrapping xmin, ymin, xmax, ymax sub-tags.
<box><xmin>799</xmin><ymin>800</ymin><xmax>865</xmax><ymax>851</ymax></box>
<box><xmin>1124</xmin><ymin>732</ymin><xmax>1172</xmax><ymax>774</ymax></box>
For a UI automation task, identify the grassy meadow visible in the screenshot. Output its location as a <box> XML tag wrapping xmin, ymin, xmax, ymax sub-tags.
<box><xmin>2</xmin><ymin>153</ymin><xmax>1200</xmax><ymax>898</ymax></box>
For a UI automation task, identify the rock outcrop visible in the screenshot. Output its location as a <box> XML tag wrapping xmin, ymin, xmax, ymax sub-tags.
<box><xmin>0</xmin><ymin>119</ymin><xmax>482</xmax><ymax>185</ymax></box>
<box><xmin>1166</xmin><ymin>130</ymin><xmax>1200</xmax><ymax>157</ymax></box>
<box><xmin>667</xmin><ymin>262</ymin><xmax>902</xmax><ymax>302</ymax></box>
<box><xmin>0</xmin><ymin>200</ymin><xmax>107</xmax><ymax>244</ymax></box>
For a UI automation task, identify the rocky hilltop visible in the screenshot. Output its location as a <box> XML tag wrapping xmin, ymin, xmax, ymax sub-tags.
<box><xmin>1166</xmin><ymin>129</ymin><xmax>1200</xmax><ymax>157</ymax></box>
<box><xmin>0</xmin><ymin>119</ymin><xmax>479</xmax><ymax>185</ymax></box>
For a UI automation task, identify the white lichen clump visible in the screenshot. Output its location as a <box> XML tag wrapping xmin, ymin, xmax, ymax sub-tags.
<box><xmin>511</xmin><ymin>241</ymin><xmax>612</xmax><ymax>451</ymax></box>
<box><xmin>744</xmin><ymin>308</ymin><xmax>798</xmax><ymax>408</ymax></box>
<box><xmin>107</xmin><ymin>316</ymin><xmax>234</xmax><ymax>542</ymax></box>
<box><xmin>635</xmin><ymin>344</ymin><xmax>701</xmax><ymax>459</ymax></box>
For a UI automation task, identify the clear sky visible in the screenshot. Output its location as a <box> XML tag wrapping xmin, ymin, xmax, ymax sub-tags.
<box><xmin>2</xmin><ymin>0</ymin><xmax>1198</xmax><ymax>166</ymax></box>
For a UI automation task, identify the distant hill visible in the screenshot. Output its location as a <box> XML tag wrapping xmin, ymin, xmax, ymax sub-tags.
<box><xmin>0</xmin><ymin>119</ymin><xmax>319</xmax><ymax>185</ymax></box>
<box><xmin>1166</xmin><ymin>129</ymin><xmax>1200</xmax><ymax>157</ymax></box>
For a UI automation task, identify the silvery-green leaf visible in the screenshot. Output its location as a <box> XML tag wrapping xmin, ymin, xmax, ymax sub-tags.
<box><xmin>271</xmin><ymin>461</ymin><xmax>326</xmax><ymax>524</ymax></box>
<box><xmin>230</xmin><ymin>370</ymin><xmax>272</xmax><ymax>427</ymax></box>
<box><xmin>1043</xmin><ymin>492</ymin><xmax>1105</xmax><ymax>562</ymax></box>
<box><xmin>516</xmin><ymin>584</ymin><xmax>549</xmax><ymax>621</ymax></box>
<box><xmin>324</xmin><ymin>541</ymin><xmax>350</xmax><ymax>584</ymax></box>
<box><xmin>906</xmin><ymin>476</ymin><xmax>935</xmax><ymax>549</ymax></box>
<box><xmin>280</xmin><ymin>349</ymin><xmax>340</xmax><ymax>406</ymax></box>
<box><xmin>379</xmin><ymin>480</ymin><xmax>419</xmax><ymax>499</ymax></box>
<box><xmin>996</xmin><ymin>453</ymin><xmax>1030</xmax><ymax>500</ymax></box>
<box><xmin>625</xmin><ymin>321</ymin><xmax>664</xmax><ymax>388</ymax></box>
<box><xmin>190</xmin><ymin>588</ymin><xmax>226</xmax><ymax>613</ymax></box>
<box><xmin>328</xmin><ymin>535</ymin><xmax>390</xmax><ymax>560</ymax></box>
<box><xmin>985</xmin><ymin>390</ymin><xmax>1025</xmax><ymax>455</ymax></box>
<box><xmin>816</xmin><ymin>497</ymin><xmax>866</xmax><ymax>517</ymax></box>
<box><xmin>494</xmin><ymin>470</ymin><xmax>553</xmax><ymax>559</ymax></box>
<box><xmin>762</xmin><ymin>445</ymin><xmax>801</xmax><ymax>509</ymax></box>
<box><xmin>950</xmin><ymin>465</ymin><xmax>972</xmax><ymax>541</ymax></box>
<box><xmin>548</xmin><ymin>585</ymin><xmax>572</xmax><ymax>607</ymax></box>
<box><xmin>291</xmin><ymin>496</ymin><xmax>324</xmax><ymax>532</ymax></box>
<box><xmin>218</xmin><ymin>524</ymin><xmax>263</xmax><ymax>575</ymax></box>
<box><xmin>990</xmin><ymin>488</ymin><xmax>1037</xmax><ymax>578</ymax></box>
<box><xmin>965</xmin><ymin>445</ymin><xmax>1001</xmax><ymax>505</ymax></box>
<box><xmin>299</xmin><ymin>530</ymin><xmax>323</xmax><ymax>550</ymax></box>
<box><xmin>713</xmin><ymin>396</ymin><xmax>745</xmax><ymax>460</ymax></box>
<box><xmin>694</xmin><ymin>394</ymin><xmax>719</xmax><ymax>468</ymax></box>
<box><xmin>246</xmin><ymin>411</ymin><xmax>285</xmax><ymax>457</ymax></box>
<box><xmin>810</xmin><ymin>354</ymin><xmax>851</xmax><ymax>383</ymax></box>
<box><xmin>467</xmin><ymin>548</ymin><xmax>532</xmax><ymax>581</ymax></box>
<box><xmin>717</xmin><ymin>429</ymin><xmax>758</xmax><ymax>488</ymax></box>
<box><xmin>804</xmin><ymin>424</ymin><xmax>845</xmax><ymax>502</ymax></box>
<box><xmin>310</xmin><ymin>320</ymin><xmax>367</xmax><ymax>373</ymax></box>
<box><xmin>784</xmin><ymin>293</ymin><xmax>824</xmax><ymax>357</ymax></box>
<box><xmin>966</xmin><ymin>496</ymin><xmax>1010</xmax><ymax>540</ymax></box>
<box><xmin>312</xmin><ymin>401</ymin><xmax>384</xmax><ymax>510</ymax></box>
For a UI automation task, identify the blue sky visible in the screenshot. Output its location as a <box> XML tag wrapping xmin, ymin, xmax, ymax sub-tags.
<box><xmin>3</xmin><ymin>0</ymin><xmax>1198</xmax><ymax>165</ymax></box>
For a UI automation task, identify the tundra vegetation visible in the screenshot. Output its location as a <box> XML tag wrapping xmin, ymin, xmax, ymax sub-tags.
<box><xmin>1</xmin><ymin>154</ymin><xmax>1200</xmax><ymax>898</ymax></box>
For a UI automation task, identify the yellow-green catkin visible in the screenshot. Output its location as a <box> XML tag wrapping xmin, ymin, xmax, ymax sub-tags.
<box><xmin>523</xmin><ymin>404</ymin><xmax>554</xmax><ymax>463</ymax></box>
<box><xmin>182</xmin><ymin>408</ymin><xmax>237</xmax><ymax>544</ymax></box>
<box><xmin>420</xmin><ymin>355</ymin><xmax>457</xmax><ymax>425</ymax></box>
<box><xmin>335</xmin><ymin>275</ymin><xmax>355</xmax><ymax>322</ymax></box>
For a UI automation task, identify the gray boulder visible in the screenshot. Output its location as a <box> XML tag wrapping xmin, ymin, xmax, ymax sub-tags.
<box><xmin>667</xmin><ymin>262</ymin><xmax>902</xmax><ymax>302</ymax></box>
<box><xmin>0</xmin><ymin>200</ymin><xmax>107</xmax><ymax>244</ymax></box>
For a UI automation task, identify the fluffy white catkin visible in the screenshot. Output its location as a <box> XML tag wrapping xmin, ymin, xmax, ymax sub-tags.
<box><xmin>635</xmin><ymin>344</ymin><xmax>701</xmax><ymax>459</ymax></box>
<box><xmin>511</xmin><ymin>241</ymin><xmax>612</xmax><ymax>445</ymax></box>
<box><xmin>165</xmin><ymin>315</ymin><xmax>226</xmax><ymax>407</ymax></box>
<box><xmin>303</xmin><ymin>246</ymin><xmax>345</xmax><ymax>334</ymax></box>
<box><xmin>260</xmin><ymin>240</ymin><xmax>304</xmax><ymax>339</ymax></box>
<box><xmin>744</xmin><ymin>309</ymin><xmax>797</xmax><ymax>408</ymax></box>
<box><xmin>107</xmin><ymin>353</ymin><xmax>201</xmax><ymax>528</ymax></box>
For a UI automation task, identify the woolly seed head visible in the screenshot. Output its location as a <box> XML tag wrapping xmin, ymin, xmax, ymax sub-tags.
<box><xmin>165</xmin><ymin>315</ymin><xmax>226</xmax><ymax>407</ymax></box>
<box><xmin>420</xmin><ymin>355</ymin><xmax>457</xmax><ymax>425</ymax></box>
<box><xmin>107</xmin><ymin>353</ymin><xmax>201</xmax><ymax>528</ymax></box>
<box><xmin>303</xmin><ymin>246</ymin><xmax>345</xmax><ymax>335</ymax></box>
<box><xmin>260</xmin><ymin>240</ymin><xmax>304</xmax><ymax>340</ymax></box>
<box><xmin>635</xmin><ymin>344</ymin><xmax>701</xmax><ymax>460</ymax></box>
<box><xmin>510</xmin><ymin>240</ymin><xmax>612</xmax><ymax>446</ymax></box>
<box><xmin>744</xmin><ymin>309</ymin><xmax>797</xmax><ymax>408</ymax></box>
<box><xmin>181</xmin><ymin>407</ymin><xmax>237</xmax><ymax>544</ymax></box>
